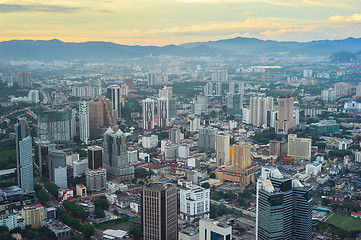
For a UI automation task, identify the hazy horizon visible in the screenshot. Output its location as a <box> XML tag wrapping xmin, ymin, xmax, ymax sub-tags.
<box><xmin>0</xmin><ymin>0</ymin><xmax>361</xmax><ymax>46</ymax></box>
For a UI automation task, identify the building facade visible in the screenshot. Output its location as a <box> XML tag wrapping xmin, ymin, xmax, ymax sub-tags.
<box><xmin>275</xmin><ymin>95</ymin><xmax>296</xmax><ymax>134</ymax></box>
<box><xmin>157</xmin><ymin>97</ymin><xmax>169</xmax><ymax>128</ymax></box>
<box><xmin>142</xmin><ymin>98</ymin><xmax>155</xmax><ymax>130</ymax></box>
<box><xmin>86</xmin><ymin>168</ymin><xmax>107</xmax><ymax>192</ymax></box>
<box><xmin>79</xmin><ymin>101</ymin><xmax>90</xmax><ymax>144</ymax></box>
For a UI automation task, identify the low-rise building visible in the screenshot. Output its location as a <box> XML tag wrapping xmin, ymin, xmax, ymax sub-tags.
<box><xmin>306</xmin><ymin>162</ymin><xmax>322</xmax><ymax>176</ymax></box>
<box><xmin>0</xmin><ymin>212</ymin><xmax>25</xmax><ymax>230</ymax></box>
<box><xmin>43</xmin><ymin>219</ymin><xmax>71</xmax><ymax>239</ymax></box>
<box><xmin>199</xmin><ymin>218</ymin><xmax>232</xmax><ymax>240</ymax></box>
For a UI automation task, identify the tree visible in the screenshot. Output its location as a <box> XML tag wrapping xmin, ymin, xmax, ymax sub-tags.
<box><xmin>81</xmin><ymin>224</ymin><xmax>95</xmax><ymax>238</ymax></box>
<box><xmin>129</xmin><ymin>226</ymin><xmax>142</xmax><ymax>240</ymax></box>
<box><xmin>94</xmin><ymin>198</ymin><xmax>109</xmax><ymax>210</ymax></box>
<box><xmin>94</xmin><ymin>208</ymin><xmax>105</xmax><ymax>218</ymax></box>
<box><xmin>210</xmin><ymin>173</ymin><xmax>216</xmax><ymax>179</ymax></box>
<box><xmin>201</xmin><ymin>182</ymin><xmax>210</xmax><ymax>189</ymax></box>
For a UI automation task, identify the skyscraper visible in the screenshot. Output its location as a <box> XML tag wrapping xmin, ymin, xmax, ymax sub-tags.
<box><xmin>275</xmin><ymin>95</ymin><xmax>296</xmax><ymax>134</ymax></box>
<box><xmin>38</xmin><ymin>108</ymin><xmax>76</xmax><ymax>143</ymax></box>
<box><xmin>88</xmin><ymin>97</ymin><xmax>116</xmax><ymax>136</ymax></box>
<box><xmin>142</xmin><ymin>98</ymin><xmax>155</xmax><ymax>130</ymax></box>
<box><xmin>250</xmin><ymin>96</ymin><xmax>274</xmax><ymax>127</ymax></box>
<box><xmin>16</xmin><ymin>118</ymin><xmax>34</xmax><ymax>193</ymax></box>
<box><xmin>48</xmin><ymin>145</ymin><xmax>67</xmax><ymax>189</ymax></box>
<box><xmin>157</xmin><ymin>97</ymin><xmax>169</xmax><ymax>128</ymax></box>
<box><xmin>17</xmin><ymin>72</ymin><xmax>31</xmax><ymax>88</ymax></box>
<box><xmin>198</xmin><ymin>127</ymin><xmax>217</xmax><ymax>152</ymax></box>
<box><xmin>142</xmin><ymin>182</ymin><xmax>177</xmax><ymax>240</ymax></box>
<box><xmin>334</xmin><ymin>82</ymin><xmax>351</xmax><ymax>96</ymax></box>
<box><xmin>79</xmin><ymin>101</ymin><xmax>89</xmax><ymax>144</ymax></box>
<box><xmin>103</xmin><ymin>128</ymin><xmax>134</xmax><ymax>181</ymax></box>
<box><xmin>232</xmin><ymin>141</ymin><xmax>251</xmax><ymax>170</ymax></box>
<box><xmin>87</xmin><ymin>146</ymin><xmax>103</xmax><ymax>170</ymax></box>
<box><xmin>106</xmin><ymin>85</ymin><xmax>122</xmax><ymax>120</ymax></box>
<box><xmin>216</xmin><ymin>132</ymin><xmax>230</xmax><ymax>166</ymax></box>
<box><xmin>256</xmin><ymin>167</ymin><xmax>313</xmax><ymax>240</ymax></box>
<box><xmin>158</xmin><ymin>86</ymin><xmax>173</xmax><ymax>98</ymax></box>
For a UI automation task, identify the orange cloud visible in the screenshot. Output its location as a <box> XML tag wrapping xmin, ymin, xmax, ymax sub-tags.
<box><xmin>329</xmin><ymin>13</ymin><xmax>361</xmax><ymax>22</ymax></box>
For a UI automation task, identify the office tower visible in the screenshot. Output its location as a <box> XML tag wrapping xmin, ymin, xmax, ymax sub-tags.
<box><xmin>106</xmin><ymin>85</ymin><xmax>122</xmax><ymax>120</ymax></box>
<box><xmin>86</xmin><ymin>168</ymin><xmax>107</xmax><ymax>192</ymax></box>
<box><xmin>28</xmin><ymin>90</ymin><xmax>39</xmax><ymax>103</ymax></box>
<box><xmin>357</xmin><ymin>83</ymin><xmax>361</xmax><ymax>97</ymax></box>
<box><xmin>190</xmin><ymin>117</ymin><xmax>201</xmax><ymax>132</ymax></box>
<box><xmin>157</xmin><ymin>97</ymin><xmax>169</xmax><ymax>128</ymax></box>
<box><xmin>233</xmin><ymin>141</ymin><xmax>251</xmax><ymax>170</ymax></box>
<box><xmin>198</xmin><ymin>127</ymin><xmax>217</xmax><ymax>152</ymax></box>
<box><xmin>142</xmin><ymin>183</ymin><xmax>177</xmax><ymax>240</ymax></box>
<box><xmin>168</xmin><ymin>97</ymin><xmax>177</xmax><ymax>118</ymax></box>
<box><xmin>334</xmin><ymin>82</ymin><xmax>351</xmax><ymax>96</ymax></box>
<box><xmin>214</xmin><ymin>82</ymin><xmax>222</xmax><ymax>96</ymax></box>
<box><xmin>159</xmin><ymin>86</ymin><xmax>173</xmax><ymax>98</ymax></box>
<box><xmin>103</xmin><ymin>128</ymin><xmax>134</xmax><ymax>180</ymax></box>
<box><xmin>48</xmin><ymin>145</ymin><xmax>67</xmax><ymax>188</ymax></box>
<box><xmin>275</xmin><ymin>95</ymin><xmax>296</xmax><ymax>134</ymax></box>
<box><xmin>124</xmin><ymin>78</ymin><xmax>134</xmax><ymax>90</ymax></box>
<box><xmin>321</xmin><ymin>88</ymin><xmax>336</xmax><ymax>102</ymax></box>
<box><xmin>73</xmin><ymin>159</ymin><xmax>87</xmax><ymax>178</ymax></box>
<box><xmin>87</xmin><ymin>146</ymin><xmax>103</xmax><ymax>170</ymax></box>
<box><xmin>216</xmin><ymin>133</ymin><xmax>230</xmax><ymax>166</ymax></box>
<box><xmin>256</xmin><ymin>167</ymin><xmax>313</xmax><ymax>240</ymax></box>
<box><xmin>169</xmin><ymin>127</ymin><xmax>182</xmax><ymax>144</ymax></box>
<box><xmin>34</xmin><ymin>140</ymin><xmax>50</xmax><ymax>176</ymax></box>
<box><xmin>229</xmin><ymin>81</ymin><xmax>236</xmax><ymax>94</ymax></box>
<box><xmin>16</xmin><ymin>118</ymin><xmax>34</xmax><ymax>193</ymax></box>
<box><xmin>17</xmin><ymin>71</ymin><xmax>31</xmax><ymax>88</ymax></box>
<box><xmin>197</xmin><ymin>94</ymin><xmax>208</xmax><ymax>114</ymax></box>
<box><xmin>250</xmin><ymin>96</ymin><xmax>274</xmax><ymax>127</ymax></box>
<box><xmin>21</xmin><ymin>204</ymin><xmax>45</xmax><ymax>228</ymax></box>
<box><xmin>179</xmin><ymin>181</ymin><xmax>210</xmax><ymax>221</ymax></box>
<box><xmin>266</xmin><ymin>109</ymin><xmax>277</xmax><ymax>128</ymax></box>
<box><xmin>303</xmin><ymin>69</ymin><xmax>313</xmax><ymax>78</ymax></box>
<box><xmin>227</xmin><ymin>93</ymin><xmax>242</xmax><ymax>115</ymax></box>
<box><xmin>38</xmin><ymin>108</ymin><xmax>76</xmax><ymax>142</ymax></box>
<box><xmin>79</xmin><ymin>101</ymin><xmax>89</xmax><ymax>144</ymax></box>
<box><xmin>211</xmin><ymin>70</ymin><xmax>227</xmax><ymax>81</ymax></box>
<box><xmin>142</xmin><ymin>98</ymin><xmax>155</xmax><ymax>130</ymax></box>
<box><xmin>88</xmin><ymin>97</ymin><xmax>116</xmax><ymax>136</ymax></box>
<box><xmin>287</xmin><ymin>134</ymin><xmax>311</xmax><ymax>160</ymax></box>
<box><xmin>269</xmin><ymin>140</ymin><xmax>281</xmax><ymax>158</ymax></box>
<box><xmin>204</xmin><ymin>82</ymin><xmax>213</xmax><ymax>96</ymax></box>
<box><xmin>199</xmin><ymin>219</ymin><xmax>232</xmax><ymax>240</ymax></box>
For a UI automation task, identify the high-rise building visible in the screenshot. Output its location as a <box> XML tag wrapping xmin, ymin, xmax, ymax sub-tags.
<box><xmin>229</xmin><ymin>81</ymin><xmax>236</xmax><ymax>94</ymax></box>
<box><xmin>232</xmin><ymin>141</ymin><xmax>251</xmax><ymax>170</ymax></box>
<box><xmin>216</xmin><ymin>133</ymin><xmax>230</xmax><ymax>166</ymax></box>
<box><xmin>28</xmin><ymin>90</ymin><xmax>39</xmax><ymax>103</ymax></box>
<box><xmin>86</xmin><ymin>168</ymin><xmax>107</xmax><ymax>192</ymax></box>
<box><xmin>125</xmin><ymin>78</ymin><xmax>134</xmax><ymax>90</ymax></box>
<box><xmin>334</xmin><ymin>82</ymin><xmax>351</xmax><ymax>96</ymax></box>
<box><xmin>106</xmin><ymin>85</ymin><xmax>122</xmax><ymax>120</ymax></box>
<box><xmin>142</xmin><ymin>98</ymin><xmax>155</xmax><ymax>130</ymax></box>
<box><xmin>321</xmin><ymin>88</ymin><xmax>336</xmax><ymax>102</ymax></box>
<box><xmin>34</xmin><ymin>140</ymin><xmax>51</xmax><ymax>176</ymax></box>
<box><xmin>198</xmin><ymin>127</ymin><xmax>217</xmax><ymax>152</ymax></box>
<box><xmin>179</xmin><ymin>181</ymin><xmax>210</xmax><ymax>221</ymax></box>
<box><xmin>48</xmin><ymin>145</ymin><xmax>67</xmax><ymax>188</ymax></box>
<box><xmin>16</xmin><ymin>118</ymin><xmax>34</xmax><ymax>193</ymax></box>
<box><xmin>79</xmin><ymin>101</ymin><xmax>89</xmax><ymax>144</ymax></box>
<box><xmin>157</xmin><ymin>97</ymin><xmax>169</xmax><ymax>128</ymax></box>
<box><xmin>142</xmin><ymin>183</ymin><xmax>177</xmax><ymax>240</ymax></box>
<box><xmin>357</xmin><ymin>83</ymin><xmax>361</xmax><ymax>97</ymax></box>
<box><xmin>199</xmin><ymin>219</ymin><xmax>232</xmax><ymax>240</ymax></box>
<box><xmin>158</xmin><ymin>86</ymin><xmax>173</xmax><ymax>98</ymax></box>
<box><xmin>227</xmin><ymin>93</ymin><xmax>243</xmax><ymax>115</ymax></box>
<box><xmin>168</xmin><ymin>97</ymin><xmax>177</xmax><ymax>118</ymax></box>
<box><xmin>169</xmin><ymin>127</ymin><xmax>182</xmax><ymax>144</ymax></box>
<box><xmin>204</xmin><ymin>82</ymin><xmax>222</xmax><ymax>96</ymax></box>
<box><xmin>22</xmin><ymin>204</ymin><xmax>44</xmax><ymax>228</ymax></box>
<box><xmin>87</xmin><ymin>146</ymin><xmax>103</xmax><ymax>170</ymax></box>
<box><xmin>17</xmin><ymin>72</ymin><xmax>31</xmax><ymax>88</ymax></box>
<box><xmin>204</xmin><ymin>82</ymin><xmax>213</xmax><ymax>96</ymax></box>
<box><xmin>275</xmin><ymin>95</ymin><xmax>296</xmax><ymax>134</ymax></box>
<box><xmin>88</xmin><ymin>97</ymin><xmax>116</xmax><ymax>136</ymax></box>
<box><xmin>190</xmin><ymin>117</ymin><xmax>201</xmax><ymax>132</ymax></box>
<box><xmin>287</xmin><ymin>134</ymin><xmax>311</xmax><ymax>160</ymax></box>
<box><xmin>211</xmin><ymin>70</ymin><xmax>227</xmax><ymax>81</ymax></box>
<box><xmin>250</xmin><ymin>96</ymin><xmax>274</xmax><ymax>127</ymax></box>
<box><xmin>256</xmin><ymin>167</ymin><xmax>313</xmax><ymax>240</ymax></box>
<box><xmin>103</xmin><ymin>128</ymin><xmax>134</xmax><ymax>181</ymax></box>
<box><xmin>38</xmin><ymin>108</ymin><xmax>76</xmax><ymax>143</ymax></box>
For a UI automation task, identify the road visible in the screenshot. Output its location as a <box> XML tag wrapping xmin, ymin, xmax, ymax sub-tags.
<box><xmin>210</xmin><ymin>199</ymin><xmax>256</xmax><ymax>218</ymax></box>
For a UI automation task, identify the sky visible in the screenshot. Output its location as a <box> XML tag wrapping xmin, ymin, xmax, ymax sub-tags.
<box><xmin>0</xmin><ymin>0</ymin><xmax>361</xmax><ymax>45</ymax></box>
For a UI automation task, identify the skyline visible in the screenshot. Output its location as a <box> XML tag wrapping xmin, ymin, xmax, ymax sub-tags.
<box><xmin>0</xmin><ymin>0</ymin><xmax>360</xmax><ymax>46</ymax></box>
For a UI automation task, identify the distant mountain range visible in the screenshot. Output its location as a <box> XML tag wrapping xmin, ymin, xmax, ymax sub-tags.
<box><xmin>0</xmin><ymin>37</ymin><xmax>361</xmax><ymax>61</ymax></box>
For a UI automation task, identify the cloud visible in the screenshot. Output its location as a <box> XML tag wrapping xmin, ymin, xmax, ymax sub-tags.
<box><xmin>266</xmin><ymin>0</ymin><xmax>357</xmax><ymax>9</ymax></box>
<box><xmin>329</xmin><ymin>13</ymin><xmax>361</xmax><ymax>22</ymax></box>
<box><xmin>0</xmin><ymin>3</ymin><xmax>85</xmax><ymax>13</ymax></box>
